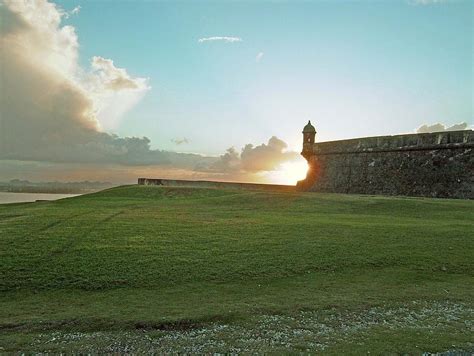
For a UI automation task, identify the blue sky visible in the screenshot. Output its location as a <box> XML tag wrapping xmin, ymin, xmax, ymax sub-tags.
<box><xmin>57</xmin><ymin>0</ymin><xmax>472</xmax><ymax>155</ymax></box>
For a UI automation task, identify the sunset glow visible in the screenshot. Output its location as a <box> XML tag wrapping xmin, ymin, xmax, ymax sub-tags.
<box><xmin>264</xmin><ymin>158</ymin><xmax>308</xmax><ymax>186</ymax></box>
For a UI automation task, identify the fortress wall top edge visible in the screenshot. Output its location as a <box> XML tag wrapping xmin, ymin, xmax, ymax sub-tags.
<box><xmin>310</xmin><ymin>130</ymin><xmax>473</xmax><ymax>155</ymax></box>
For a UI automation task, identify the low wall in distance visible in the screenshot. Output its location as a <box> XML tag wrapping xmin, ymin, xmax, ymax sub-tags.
<box><xmin>137</xmin><ymin>178</ymin><xmax>296</xmax><ymax>192</ymax></box>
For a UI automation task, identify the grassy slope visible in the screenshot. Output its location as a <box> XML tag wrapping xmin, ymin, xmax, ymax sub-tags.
<box><xmin>0</xmin><ymin>186</ymin><xmax>473</xmax><ymax>353</ymax></box>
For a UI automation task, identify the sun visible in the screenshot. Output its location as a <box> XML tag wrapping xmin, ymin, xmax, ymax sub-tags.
<box><xmin>264</xmin><ymin>157</ymin><xmax>309</xmax><ymax>185</ymax></box>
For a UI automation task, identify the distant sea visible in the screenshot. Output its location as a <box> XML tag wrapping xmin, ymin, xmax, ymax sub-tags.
<box><xmin>0</xmin><ymin>192</ymin><xmax>80</xmax><ymax>204</ymax></box>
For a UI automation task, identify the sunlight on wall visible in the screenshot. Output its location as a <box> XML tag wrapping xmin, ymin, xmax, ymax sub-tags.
<box><xmin>263</xmin><ymin>156</ymin><xmax>308</xmax><ymax>185</ymax></box>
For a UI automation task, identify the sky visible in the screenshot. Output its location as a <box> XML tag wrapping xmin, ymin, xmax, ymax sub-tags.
<box><xmin>0</xmin><ymin>0</ymin><xmax>472</xmax><ymax>184</ymax></box>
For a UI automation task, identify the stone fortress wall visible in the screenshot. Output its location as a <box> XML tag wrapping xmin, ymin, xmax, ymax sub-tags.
<box><xmin>298</xmin><ymin>129</ymin><xmax>474</xmax><ymax>199</ymax></box>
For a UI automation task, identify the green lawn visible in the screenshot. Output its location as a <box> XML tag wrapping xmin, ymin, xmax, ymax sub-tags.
<box><xmin>1</xmin><ymin>185</ymin><xmax>473</xmax><ymax>353</ymax></box>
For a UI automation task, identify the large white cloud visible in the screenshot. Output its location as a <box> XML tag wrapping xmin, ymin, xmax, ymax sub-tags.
<box><xmin>0</xmin><ymin>0</ymin><xmax>205</xmax><ymax>168</ymax></box>
<box><xmin>0</xmin><ymin>0</ymin><xmax>299</xmax><ymax>183</ymax></box>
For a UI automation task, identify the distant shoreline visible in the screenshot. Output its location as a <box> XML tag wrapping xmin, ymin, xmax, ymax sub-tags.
<box><xmin>0</xmin><ymin>181</ymin><xmax>116</xmax><ymax>195</ymax></box>
<box><xmin>0</xmin><ymin>192</ymin><xmax>81</xmax><ymax>204</ymax></box>
<box><xmin>0</xmin><ymin>188</ymin><xmax>98</xmax><ymax>194</ymax></box>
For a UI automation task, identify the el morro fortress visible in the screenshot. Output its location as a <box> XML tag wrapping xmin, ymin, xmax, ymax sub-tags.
<box><xmin>139</xmin><ymin>122</ymin><xmax>473</xmax><ymax>199</ymax></box>
<box><xmin>297</xmin><ymin>121</ymin><xmax>473</xmax><ymax>199</ymax></box>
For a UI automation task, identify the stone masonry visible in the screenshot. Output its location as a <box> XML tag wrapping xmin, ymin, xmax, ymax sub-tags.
<box><xmin>297</xmin><ymin>124</ymin><xmax>473</xmax><ymax>199</ymax></box>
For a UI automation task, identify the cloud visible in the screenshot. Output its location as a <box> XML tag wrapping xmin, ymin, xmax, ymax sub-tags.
<box><xmin>408</xmin><ymin>0</ymin><xmax>450</xmax><ymax>5</ymax></box>
<box><xmin>171</xmin><ymin>138</ymin><xmax>190</xmax><ymax>145</ymax></box>
<box><xmin>87</xmin><ymin>56</ymin><xmax>150</xmax><ymax>130</ymax></box>
<box><xmin>416</xmin><ymin>122</ymin><xmax>470</xmax><ymax>133</ymax></box>
<box><xmin>62</xmin><ymin>5</ymin><xmax>81</xmax><ymax>18</ymax></box>
<box><xmin>202</xmin><ymin>137</ymin><xmax>299</xmax><ymax>173</ymax></box>
<box><xmin>241</xmin><ymin>137</ymin><xmax>299</xmax><ymax>172</ymax></box>
<box><xmin>198</xmin><ymin>36</ymin><xmax>242</xmax><ymax>43</ymax></box>
<box><xmin>256</xmin><ymin>52</ymin><xmax>264</xmax><ymax>63</ymax></box>
<box><xmin>0</xmin><ymin>0</ymin><xmax>209</xmax><ymax>169</ymax></box>
<box><xmin>90</xmin><ymin>56</ymin><xmax>148</xmax><ymax>92</ymax></box>
<box><xmin>70</xmin><ymin>5</ymin><xmax>81</xmax><ymax>15</ymax></box>
<box><xmin>206</xmin><ymin>147</ymin><xmax>241</xmax><ymax>172</ymax></box>
<box><xmin>0</xmin><ymin>0</ymin><xmax>150</xmax><ymax>134</ymax></box>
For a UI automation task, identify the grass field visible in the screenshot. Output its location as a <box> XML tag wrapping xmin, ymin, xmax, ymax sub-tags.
<box><xmin>1</xmin><ymin>185</ymin><xmax>473</xmax><ymax>353</ymax></box>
